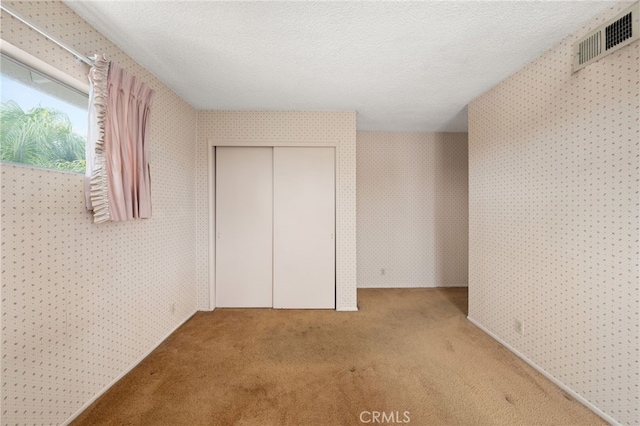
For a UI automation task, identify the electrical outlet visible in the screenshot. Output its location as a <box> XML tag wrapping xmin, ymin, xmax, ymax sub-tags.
<box><xmin>170</xmin><ymin>303</ymin><xmax>176</xmax><ymax>315</ymax></box>
<box><xmin>515</xmin><ymin>318</ymin><xmax>524</xmax><ymax>335</ymax></box>
<box><xmin>381</xmin><ymin>268</ymin><xmax>385</xmax><ymax>276</ymax></box>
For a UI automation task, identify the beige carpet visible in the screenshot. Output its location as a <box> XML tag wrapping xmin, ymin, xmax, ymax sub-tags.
<box><xmin>73</xmin><ymin>288</ymin><xmax>604</xmax><ymax>425</ymax></box>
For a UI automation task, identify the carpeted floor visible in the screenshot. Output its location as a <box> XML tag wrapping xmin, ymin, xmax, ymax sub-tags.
<box><xmin>73</xmin><ymin>288</ymin><xmax>604</xmax><ymax>425</ymax></box>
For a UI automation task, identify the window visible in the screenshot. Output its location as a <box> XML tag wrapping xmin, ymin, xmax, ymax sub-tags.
<box><xmin>0</xmin><ymin>54</ymin><xmax>88</xmax><ymax>173</ymax></box>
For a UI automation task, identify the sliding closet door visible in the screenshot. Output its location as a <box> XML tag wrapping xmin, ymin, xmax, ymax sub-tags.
<box><xmin>216</xmin><ymin>147</ymin><xmax>273</xmax><ymax>307</ymax></box>
<box><xmin>273</xmin><ymin>147</ymin><xmax>335</xmax><ymax>309</ymax></box>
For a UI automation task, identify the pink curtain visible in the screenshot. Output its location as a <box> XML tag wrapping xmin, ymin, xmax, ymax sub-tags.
<box><xmin>87</xmin><ymin>60</ymin><xmax>155</xmax><ymax>223</ymax></box>
<box><xmin>104</xmin><ymin>63</ymin><xmax>155</xmax><ymax>221</ymax></box>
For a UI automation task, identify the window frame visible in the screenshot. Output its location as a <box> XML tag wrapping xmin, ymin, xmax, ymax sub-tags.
<box><xmin>0</xmin><ymin>39</ymin><xmax>90</xmax><ymax>174</ymax></box>
<box><xmin>0</xmin><ymin>39</ymin><xmax>89</xmax><ymax>94</ymax></box>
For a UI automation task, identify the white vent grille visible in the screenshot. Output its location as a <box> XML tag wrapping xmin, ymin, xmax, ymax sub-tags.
<box><xmin>573</xmin><ymin>3</ymin><xmax>639</xmax><ymax>72</ymax></box>
<box><xmin>606</xmin><ymin>11</ymin><xmax>633</xmax><ymax>49</ymax></box>
<box><xmin>578</xmin><ymin>32</ymin><xmax>602</xmax><ymax>65</ymax></box>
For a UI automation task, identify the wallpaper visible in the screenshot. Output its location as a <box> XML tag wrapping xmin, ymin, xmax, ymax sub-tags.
<box><xmin>357</xmin><ymin>132</ymin><xmax>468</xmax><ymax>288</ymax></box>
<box><xmin>468</xmin><ymin>2</ymin><xmax>639</xmax><ymax>425</ymax></box>
<box><xmin>1</xmin><ymin>2</ymin><xmax>198</xmax><ymax>425</ymax></box>
<box><xmin>196</xmin><ymin>111</ymin><xmax>358</xmax><ymax>311</ymax></box>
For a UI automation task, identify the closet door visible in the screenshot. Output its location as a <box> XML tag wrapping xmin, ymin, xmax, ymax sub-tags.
<box><xmin>273</xmin><ymin>147</ymin><xmax>335</xmax><ymax>309</ymax></box>
<box><xmin>216</xmin><ymin>147</ymin><xmax>273</xmax><ymax>307</ymax></box>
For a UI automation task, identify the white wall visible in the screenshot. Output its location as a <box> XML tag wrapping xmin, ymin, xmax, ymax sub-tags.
<box><xmin>468</xmin><ymin>2</ymin><xmax>639</xmax><ymax>424</ymax></box>
<box><xmin>0</xmin><ymin>2</ymin><xmax>198</xmax><ymax>424</ymax></box>
<box><xmin>357</xmin><ymin>132</ymin><xmax>468</xmax><ymax>288</ymax></box>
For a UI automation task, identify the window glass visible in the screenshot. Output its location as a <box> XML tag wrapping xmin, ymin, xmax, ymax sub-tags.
<box><xmin>0</xmin><ymin>54</ymin><xmax>88</xmax><ymax>173</ymax></box>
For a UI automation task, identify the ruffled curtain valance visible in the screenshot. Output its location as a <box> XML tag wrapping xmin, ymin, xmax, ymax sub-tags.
<box><xmin>85</xmin><ymin>56</ymin><xmax>155</xmax><ymax>223</ymax></box>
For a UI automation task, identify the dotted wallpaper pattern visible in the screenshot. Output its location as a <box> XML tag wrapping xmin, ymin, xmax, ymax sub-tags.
<box><xmin>468</xmin><ymin>2</ymin><xmax>639</xmax><ymax>425</ymax></box>
<box><xmin>196</xmin><ymin>111</ymin><xmax>358</xmax><ymax>311</ymax></box>
<box><xmin>357</xmin><ymin>132</ymin><xmax>468</xmax><ymax>288</ymax></box>
<box><xmin>1</xmin><ymin>2</ymin><xmax>198</xmax><ymax>425</ymax></box>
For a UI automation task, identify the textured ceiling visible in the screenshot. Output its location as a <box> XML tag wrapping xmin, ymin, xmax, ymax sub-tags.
<box><xmin>66</xmin><ymin>1</ymin><xmax>613</xmax><ymax>132</ymax></box>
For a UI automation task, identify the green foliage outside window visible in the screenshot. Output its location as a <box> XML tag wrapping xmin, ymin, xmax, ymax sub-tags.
<box><xmin>0</xmin><ymin>100</ymin><xmax>86</xmax><ymax>173</ymax></box>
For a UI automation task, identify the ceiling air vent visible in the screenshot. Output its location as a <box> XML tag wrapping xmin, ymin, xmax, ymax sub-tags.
<box><xmin>573</xmin><ymin>2</ymin><xmax>639</xmax><ymax>72</ymax></box>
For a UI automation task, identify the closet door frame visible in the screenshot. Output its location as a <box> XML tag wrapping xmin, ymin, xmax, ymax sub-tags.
<box><xmin>207</xmin><ymin>139</ymin><xmax>339</xmax><ymax>311</ymax></box>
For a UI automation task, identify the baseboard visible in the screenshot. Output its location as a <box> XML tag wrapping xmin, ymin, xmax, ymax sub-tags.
<box><xmin>466</xmin><ymin>316</ymin><xmax>620</xmax><ymax>426</ymax></box>
<box><xmin>357</xmin><ymin>284</ymin><xmax>468</xmax><ymax>288</ymax></box>
<box><xmin>60</xmin><ymin>309</ymin><xmax>198</xmax><ymax>426</ymax></box>
<box><xmin>337</xmin><ymin>306</ymin><xmax>358</xmax><ymax>311</ymax></box>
